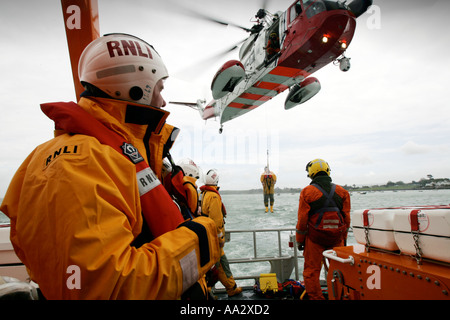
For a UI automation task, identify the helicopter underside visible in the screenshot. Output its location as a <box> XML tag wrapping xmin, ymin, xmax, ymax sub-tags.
<box><xmin>218</xmin><ymin>10</ymin><xmax>356</xmax><ymax>125</ymax></box>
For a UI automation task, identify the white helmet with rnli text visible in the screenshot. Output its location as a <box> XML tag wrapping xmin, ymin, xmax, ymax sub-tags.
<box><xmin>78</xmin><ymin>33</ymin><xmax>168</xmax><ymax>106</ymax></box>
<box><xmin>205</xmin><ymin>169</ymin><xmax>219</xmax><ymax>186</ymax></box>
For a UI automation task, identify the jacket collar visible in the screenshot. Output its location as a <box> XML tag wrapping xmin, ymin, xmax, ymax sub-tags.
<box><xmin>78</xmin><ymin>97</ymin><xmax>170</xmax><ymax>141</ymax></box>
<box><xmin>310</xmin><ymin>175</ymin><xmax>333</xmax><ymax>192</ymax></box>
<box><xmin>200</xmin><ymin>185</ymin><xmax>220</xmax><ymax>193</ymax></box>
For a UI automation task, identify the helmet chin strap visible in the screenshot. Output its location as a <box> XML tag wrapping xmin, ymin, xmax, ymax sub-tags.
<box><xmin>80</xmin><ymin>82</ymin><xmax>113</xmax><ymax>100</ymax></box>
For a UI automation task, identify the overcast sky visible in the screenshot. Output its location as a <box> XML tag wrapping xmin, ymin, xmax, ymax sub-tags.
<box><xmin>1</xmin><ymin>0</ymin><xmax>449</xmax><ymax>194</ymax></box>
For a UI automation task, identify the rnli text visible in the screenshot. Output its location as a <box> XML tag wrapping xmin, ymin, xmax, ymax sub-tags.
<box><xmin>107</xmin><ymin>40</ymin><xmax>153</xmax><ymax>59</ymax></box>
<box><xmin>45</xmin><ymin>145</ymin><xmax>80</xmax><ymax>168</ymax></box>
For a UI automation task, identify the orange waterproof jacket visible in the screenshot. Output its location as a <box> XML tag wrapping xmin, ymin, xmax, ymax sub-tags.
<box><xmin>296</xmin><ymin>176</ymin><xmax>351</xmax><ymax>245</ymax></box>
<box><xmin>0</xmin><ymin>97</ymin><xmax>220</xmax><ymax>299</ymax></box>
<box><xmin>200</xmin><ymin>186</ymin><xmax>226</xmax><ymax>254</ymax></box>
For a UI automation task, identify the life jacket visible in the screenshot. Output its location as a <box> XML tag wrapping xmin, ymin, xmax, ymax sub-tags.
<box><xmin>40</xmin><ymin>102</ymin><xmax>185</xmax><ymax>238</ymax></box>
<box><xmin>307</xmin><ymin>183</ymin><xmax>347</xmax><ymax>247</ymax></box>
<box><xmin>261</xmin><ymin>172</ymin><xmax>276</xmax><ymax>194</ymax></box>
<box><xmin>162</xmin><ymin>161</ymin><xmax>199</xmax><ymax>220</ymax></box>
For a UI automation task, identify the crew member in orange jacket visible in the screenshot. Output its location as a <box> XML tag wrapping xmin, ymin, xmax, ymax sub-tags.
<box><xmin>0</xmin><ymin>34</ymin><xmax>220</xmax><ymax>300</ymax></box>
<box><xmin>296</xmin><ymin>159</ymin><xmax>351</xmax><ymax>300</ymax></box>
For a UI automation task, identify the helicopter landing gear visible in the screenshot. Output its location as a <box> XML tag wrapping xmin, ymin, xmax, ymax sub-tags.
<box><xmin>219</xmin><ymin>125</ymin><xmax>223</xmax><ymax>134</ymax></box>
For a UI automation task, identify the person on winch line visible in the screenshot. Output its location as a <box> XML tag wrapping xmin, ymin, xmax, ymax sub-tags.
<box><xmin>261</xmin><ymin>166</ymin><xmax>277</xmax><ymax>213</ymax></box>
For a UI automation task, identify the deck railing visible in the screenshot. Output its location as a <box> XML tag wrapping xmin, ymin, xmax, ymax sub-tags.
<box><xmin>214</xmin><ymin>228</ymin><xmax>303</xmax><ymax>291</ymax></box>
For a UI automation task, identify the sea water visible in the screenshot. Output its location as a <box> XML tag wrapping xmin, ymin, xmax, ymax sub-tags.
<box><xmin>1</xmin><ymin>189</ymin><xmax>450</xmax><ymax>285</ymax></box>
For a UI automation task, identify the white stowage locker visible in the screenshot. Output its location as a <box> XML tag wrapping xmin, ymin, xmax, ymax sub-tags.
<box><xmin>352</xmin><ymin>209</ymin><xmax>399</xmax><ymax>251</ymax></box>
<box><xmin>393</xmin><ymin>206</ymin><xmax>450</xmax><ymax>263</ymax></box>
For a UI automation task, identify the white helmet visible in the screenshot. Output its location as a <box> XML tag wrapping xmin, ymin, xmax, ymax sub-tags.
<box><xmin>177</xmin><ymin>158</ymin><xmax>200</xmax><ymax>180</ymax></box>
<box><xmin>204</xmin><ymin>169</ymin><xmax>219</xmax><ymax>186</ymax></box>
<box><xmin>78</xmin><ymin>33</ymin><xmax>169</xmax><ymax>106</ymax></box>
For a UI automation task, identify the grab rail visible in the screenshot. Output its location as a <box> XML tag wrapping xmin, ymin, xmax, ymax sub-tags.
<box><xmin>223</xmin><ymin>228</ymin><xmax>302</xmax><ymax>283</ymax></box>
<box><xmin>323</xmin><ymin>249</ymin><xmax>355</xmax><ymax>265</ymax></box>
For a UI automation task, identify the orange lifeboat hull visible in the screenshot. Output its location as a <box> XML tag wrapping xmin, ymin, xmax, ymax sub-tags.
<box><xmin>326</xmin><ymin>244</ymin><xmax>450</xmax><ymax>300</ymax></box>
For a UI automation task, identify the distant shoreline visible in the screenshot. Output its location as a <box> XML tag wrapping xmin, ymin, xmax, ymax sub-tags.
<box><xmin>221</xmin><ymin>177</ymin><xmax>450</xmax><ymax>194</ymax></box>
<box><xmin>220</xmin><ymin>186</ymin><xmax>450</xmax><ymax>195</ymax></box>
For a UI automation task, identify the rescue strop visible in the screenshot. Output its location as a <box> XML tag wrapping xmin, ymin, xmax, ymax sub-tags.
<box><xmin>40</xmin><ymin>101</ymin><xmax>184</xmax><ymax>238</ymax></box>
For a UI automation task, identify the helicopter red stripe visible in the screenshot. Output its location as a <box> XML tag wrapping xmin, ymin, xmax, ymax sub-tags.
<box><xmin>269</xmin><ymin>66</ymin><xmax>304</xmax><ymax>78</ymax></box>
<box><xmin>228</xmin><ymin>102</ymin><xmax>258</xmax><ymax>110</ymax></box>
<box><xmin>239</xmin><ymin>93</ymin><xmax>272</xmax><ymax>101</ymax></box>
<box><xmin>252</xmin><ymin>81</ymin><xmax>289</xmax><ymax>91</ymax></box>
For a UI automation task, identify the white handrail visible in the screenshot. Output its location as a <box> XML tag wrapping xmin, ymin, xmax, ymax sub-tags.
<box><xmin>323</xmin><ymin>249</ymin><xmax>354</xmax><ymax>265</ymax></box>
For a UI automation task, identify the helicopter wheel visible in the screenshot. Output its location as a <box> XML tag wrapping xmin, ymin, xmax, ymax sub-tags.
<box><xmin>219</xmin><ymin>126</ymin><xmax>223</xmax><ymax>134</ymax></box>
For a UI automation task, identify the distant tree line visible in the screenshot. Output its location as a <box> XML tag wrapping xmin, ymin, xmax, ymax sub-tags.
<box><xmin>343</xmin><ymin>175</ymin><xmax>450</xmax><ymax>191</ymax></box>
<box><xmin>221</xmin><ymin>176</ymin><xmax>450</xmax><ymax>194</ymax></box>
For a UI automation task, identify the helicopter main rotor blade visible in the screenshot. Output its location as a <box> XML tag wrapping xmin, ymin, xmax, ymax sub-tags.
<box><xmin>260</xmin><ymin>0</ymin><xmax>270</xmax><ymax>11</ymax></box>
<box><xmin>189</xmin><ymin>10</ymin><xmax>252</xmax><ymax>33</ymax></box>
<box><xmin>168</xmin><ymin>0</ymin><xmax>252</xmax><ymax>33</ymax></box>
<box><xmin>173</xmin><ymin>38</ymin><xmax>247</xmax><ymax>80</ymax></box>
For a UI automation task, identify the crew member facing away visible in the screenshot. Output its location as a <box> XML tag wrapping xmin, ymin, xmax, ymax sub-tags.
<box><xmin>176</xmin><ymin>157</ymin><xmax>202</xmax><ymax>217</ymax></box>
<box><xmin>0</xmin><ymin>33</ymin><xmax>220</xmax><ymax>300</ymax></box>
<box><xmin>200</xmin><ymin>169</ymin><xmax>243</xmax><ymax>297</ymax></box>
<box><xmin>296</xmin><ymin>159</ymin><xmax>351</xmax><ymax>300</ymax></box>
<box><xmin>261</xmin><ymin>166</ymin><xmax>277</xmax><ymax>213</ymax></box>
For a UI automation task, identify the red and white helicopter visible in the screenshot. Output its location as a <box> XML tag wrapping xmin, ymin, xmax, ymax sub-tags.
<box><xmin>171</xmin><ymin>0</ymin><xmax>373</xmax><ymax>133</ymax></box>
<box><xmin>61</xmin><ymin>0</ymin><xmax>372</xmax><ymax>133</ymax></box>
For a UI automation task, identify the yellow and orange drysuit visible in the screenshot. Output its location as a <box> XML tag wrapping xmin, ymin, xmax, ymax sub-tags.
<box><xmin>0</xmin><ymin>96</ymin><xmax>220</xmax><ymax>299</ymax></box>
<box><xmin>260</xmin><ymin>171</ymin><xmax>277</xmax><ymax>212</ymax></box>
<box><xmin>296</xmin><ymin>175</ymin><xmax>351</xmax><ymax>300</ymax></box>
<box><xmin>200</xmin><ymin>185</ymin><xmax>242</xmax><ymax>297</ymax></box>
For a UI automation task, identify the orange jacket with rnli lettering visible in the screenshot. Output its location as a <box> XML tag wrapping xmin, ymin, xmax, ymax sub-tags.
<box><xmin>0</xmin><ymin>97</ymin><xmax>220</xmax><ymax>299</ymax></box>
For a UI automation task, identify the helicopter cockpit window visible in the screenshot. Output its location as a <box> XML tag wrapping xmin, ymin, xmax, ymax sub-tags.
<box><xmin>303</xmin><ymin>0</ymin><xmax>327</xmax><ymax>19</ymax></box>
<box><xmin>289</xmin><ymin>1</ymin><xmax>302</xmax><ymax>24</ymax></box>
